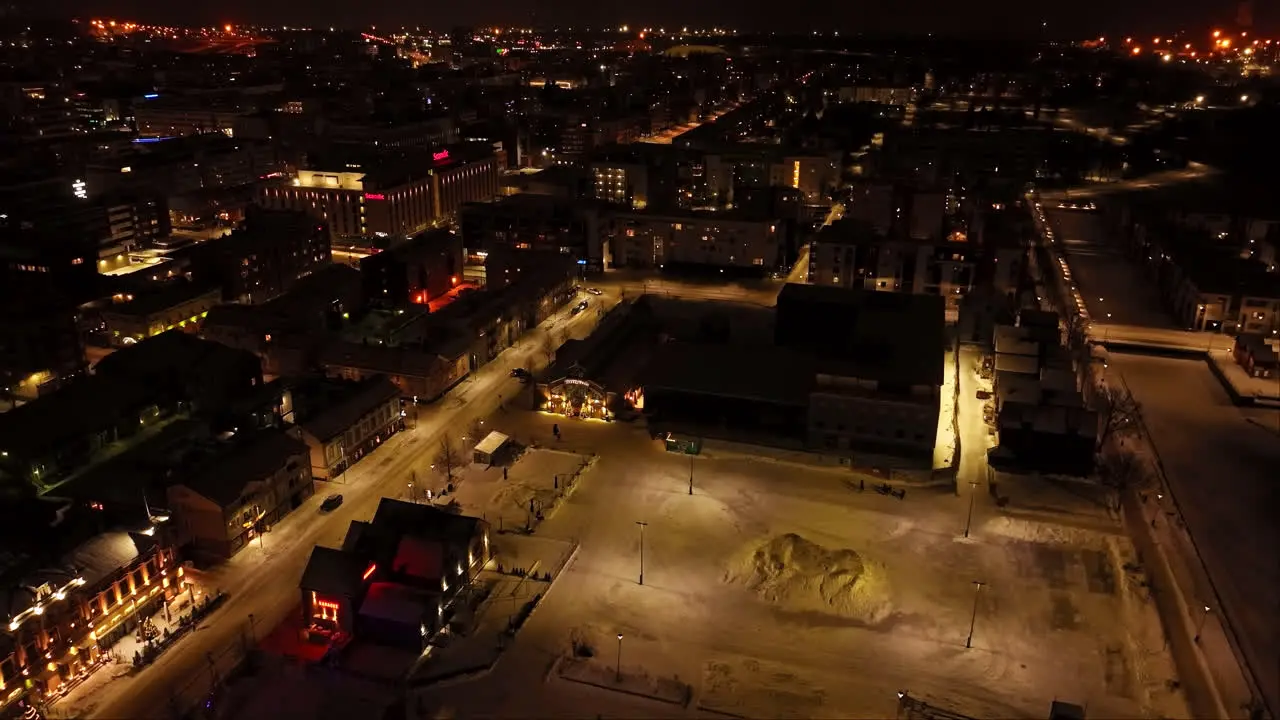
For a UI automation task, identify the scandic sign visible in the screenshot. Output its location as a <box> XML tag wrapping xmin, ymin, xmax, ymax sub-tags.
<box><xmin>364</xmin><ymin>193</ymin><xmax>386</xmax><ymax>200</ymax></box>
<box><xmin>433</xmin><ymin>150</ymin><xmax>450</xmax><ymax>162</ymax></box>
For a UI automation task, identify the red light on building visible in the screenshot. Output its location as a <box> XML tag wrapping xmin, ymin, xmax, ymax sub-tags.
<box><xmin>362</xmin><ymin>563</ymin><xmax>377</xmax><ymax>581</ymax></box>
<box><xmin>451</xmin><ymin>276</ymin><xmax>458</xmax><ymax>285</ymax></box>
<box><xmin>364</xmin><ymin>193</ymin><xmax>386</xmax><ymax>200</ymax></box>
<box><xmin>412</xmin><ymin>291</ymin><xmax>428</xmax><ymax>304</ymax></box>
<box><xmin>432</xmin><ymin>150</ymin><xmax>450</xmax><ymax>162</ymax></box>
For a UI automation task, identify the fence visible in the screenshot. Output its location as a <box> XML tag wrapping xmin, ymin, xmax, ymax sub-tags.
<box><xmin>163</xmin><ymin>616</ymin><xmax>257</xmax><ymax>720</ymax></box>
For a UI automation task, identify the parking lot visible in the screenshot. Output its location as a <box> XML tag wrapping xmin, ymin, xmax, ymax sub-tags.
<box><xmin>412</xmin><ymin>409</ymin><xmax>1189</xmax><ymax>719</ymax></box>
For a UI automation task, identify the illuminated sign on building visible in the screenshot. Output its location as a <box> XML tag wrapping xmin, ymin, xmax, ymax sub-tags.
<box><xmin>364</xmin><ymin>193</ymin><xmax>386</xmax><ymax>201</ymax></box>
<box><xmin>72</xmin><ymin>179</ymin><xmax>88</xmax><ymax>199</ymax></box>
<box><xmin>432</xmin><ymin>150</ymin><xmax>450</xmax><ymax>162</ymax></box>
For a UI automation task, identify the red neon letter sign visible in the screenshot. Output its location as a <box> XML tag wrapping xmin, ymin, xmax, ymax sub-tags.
<box><xmin>364</xmin><ymin>193</ymin><xmax>385</xmax><ymax>200</ymax></box>
<box><xmin>432</xmin><ymin>150</ymin><xmax>450</xmax><ymax>162</ymax></box>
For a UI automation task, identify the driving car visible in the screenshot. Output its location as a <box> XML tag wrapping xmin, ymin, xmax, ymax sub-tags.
<box><xmin>320</xmin><ymin>494</ymin><xmax>344</xmax><ymax>512</ymax></box>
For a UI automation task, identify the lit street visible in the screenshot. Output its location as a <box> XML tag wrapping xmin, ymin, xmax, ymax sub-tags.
<box><xmin>69</xmin><ymin>291</ymin><xmax>620</xmax><ymax>719</ymax></box>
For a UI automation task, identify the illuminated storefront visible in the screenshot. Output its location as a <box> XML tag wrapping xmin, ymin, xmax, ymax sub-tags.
<box><xmin>0</xmin><ymin>543</ymin><xmax>180</xmax><ymax>715</ymax></box>
<box><xmin>538</xmin><ymin>377</ymin><xmax>615</xmax><ymax>419</ymax></box>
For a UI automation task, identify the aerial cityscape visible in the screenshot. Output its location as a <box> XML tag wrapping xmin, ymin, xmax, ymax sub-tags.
<box><xmin>0</xmin><ymin>3</ymin><xmax>1277</xmax><ymax>720</ymax></box>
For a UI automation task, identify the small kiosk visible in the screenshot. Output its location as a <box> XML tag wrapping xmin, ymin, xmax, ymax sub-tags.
<box><xmin>473</xmin><ymin>431</ymin><xmax>511</xmax><ymax>465</ymax></box>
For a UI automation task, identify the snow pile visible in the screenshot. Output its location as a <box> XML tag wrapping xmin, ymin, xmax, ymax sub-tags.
<box><xmin>724</xmin><ymin>533</ymin><xmax>892</xmax><ymax>622</ymax></box>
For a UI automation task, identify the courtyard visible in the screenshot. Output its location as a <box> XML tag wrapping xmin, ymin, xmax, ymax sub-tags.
<box><xmin>410</xmin><ymin>409</ymin><xmax>1188</xmax><ymax>719</ymax></box>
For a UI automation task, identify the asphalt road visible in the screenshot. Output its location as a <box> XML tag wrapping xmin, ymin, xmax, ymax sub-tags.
<box><xmin>80</xmin><ymin>290</ymin><xmax>621</xmax><ymax>719</ymax></box>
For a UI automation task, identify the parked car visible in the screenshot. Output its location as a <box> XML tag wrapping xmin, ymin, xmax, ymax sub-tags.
<box><xmin>320</xmin><ymin>494</ymin><xmax>344</xmax><ymax>512</ymax></box>
<box><xmin>571</xmin><ymin>300</ymin><xmax>589</xmax><ymax>315</ymax></box>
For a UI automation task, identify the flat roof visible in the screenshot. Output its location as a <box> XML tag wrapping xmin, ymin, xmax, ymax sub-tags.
<box><xmin>641</xmin><ymin>342</ymin><xmax>813</xmax><ymax>407</ymax></box>
<box><xmin>101</xmin><ymin>280</ymin><xmax>220</xmax><ymax>321</ymax></box>
<box><xmin>0</xmin><ymin>375</ymin><xmax>154</xmax><ymax>458</ymax></box>
<box><xmin>775</xmin><ymin>283</ymin><xmax>947</xmax><ymax>387</ymax></box>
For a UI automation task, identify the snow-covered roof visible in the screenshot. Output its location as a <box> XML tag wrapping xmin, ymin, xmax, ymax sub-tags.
<box><xmin>473</xmin><ymin>431</ymin><xmax>509</xmax><ymax>456</ymax></box>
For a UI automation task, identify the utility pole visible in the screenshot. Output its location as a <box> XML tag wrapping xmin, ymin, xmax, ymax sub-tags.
<box><xmin>965</xmin><ymin>580</ymin><xmax>986</xmax><ymax>648</ymax></box>
<box><xmin>635</xmin><ymin>521</ymin><xmax>648</xmax><ymax>585</ymax></box>
<box><xmin>963</xmin><ymin>480</ymin><xmax>979</xmax><ymax>537</ymax></box>
<box><xmin>688</xmin><ymin>455</ymin><xmax>694</xmax><ymax>495</ymax></box>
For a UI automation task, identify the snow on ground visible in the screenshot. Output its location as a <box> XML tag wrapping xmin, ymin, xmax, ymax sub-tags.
<box><xmin>408</xmin><ymin>409</ymin><xmax>1191</xmax><ymax>720</ymax></box>
<box><xmin>450</xmin><ymin>448</ymin><xmax>593</xmax><ymax>528</ymax></box>
<box><xmin>724</xmin><ymin>533</ymin><xmax>894</xmax><ymax>624</ymax></box>
<box><xmin>1112</xmin><ymin>353</ymin><xmax>1280</xmax><ymax>714</ymax></box>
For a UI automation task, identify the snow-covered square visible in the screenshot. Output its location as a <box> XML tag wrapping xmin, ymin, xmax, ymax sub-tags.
<box><xmin>413</xmin><ymin>412</ymin><xmax>1189</xmax><ymax>720</ymax></box>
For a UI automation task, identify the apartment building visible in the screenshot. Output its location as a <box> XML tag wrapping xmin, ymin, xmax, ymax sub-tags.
<box><xmin>257</xmin><ymin>146</ymin><xmax>499</xmax><ymax>241</ymax></box>
<box><xmin>607</xmin><ymin>208</ymin><xmax>785</xmax><ymax>272</ymax></box>
<box><xmin>808</xmin><ymin>218</ymin><xmax>973</xmax><ymax>322</ymax></box>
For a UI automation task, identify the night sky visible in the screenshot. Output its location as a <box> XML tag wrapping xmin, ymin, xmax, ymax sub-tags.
<box><xmin>39</xmin><ymin>0</ymin><xmax>1271</xmax><ymax>38</ymax></box>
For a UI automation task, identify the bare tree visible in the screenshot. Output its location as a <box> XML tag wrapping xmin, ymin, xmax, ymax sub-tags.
<box><xmin>465</xmin><ymin>417</ymin><xmax>486</xmax><ymax>447</ymax></box>
<box><xmin>541</xmin><ymin>334</ymin><xmax>558</xmax><ymax>364</ymax></box>
<box><xmin>1096</xmin><ymin>382</ymin><xmax>1140</xmax><ymax>448</ymax></box>
<box><xmin>434</xmin><ymin>434</ymin><xmax>461</xmax><ymax>482</ymax></box>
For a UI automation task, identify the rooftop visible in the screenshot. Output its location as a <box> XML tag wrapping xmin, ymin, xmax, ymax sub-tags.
<box><xmin>93</xmin><ymin>329</ymin><xmax>257</xmax><ymax>385</ymax></box>
<box><xmin>99</xmin><ymin>279</ymin><xmax>220</xmax><ymax>317</ymax></box>
<box><xmin>300</xmin><ymin>545</ymin><xmax>364</xmax><ymax>599</ymax></box>
<box><xmin>291</xmin><ymin>376</ymin><xmax>402</xmax><ymax>443</ymax></box>
<box><xmin>775</xmin><ymin>283</ymin><xmax>947</xmax><ymax>387</ymax></box>
<box><xmin>177</xmin><ymin>428</ymin><xmax>307</xmax><ymax>507</ymax></box>
<box><xmin>641</xmin><ymin>342</ymin><xmax>813</xmax><ymax>407</ymax></box>
<box><xmin>369</xmin><ymin>498</ymin><xmax>484</xmax><ymax>545</ymax></box>
<box><xmin>0</xmin><ymin>375</ymin><xmax>155</xmax><ymax>458</ymax></box>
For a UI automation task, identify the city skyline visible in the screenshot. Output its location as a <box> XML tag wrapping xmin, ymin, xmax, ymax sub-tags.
<box><xmin>28</xmin><ymin>0</ymin><xmax>1276</xmax><ymax>39</ymax></box>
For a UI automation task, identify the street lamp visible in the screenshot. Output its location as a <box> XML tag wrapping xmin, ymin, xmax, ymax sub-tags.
<box><xmin>965</xmin><ymin>580</ymin><xmax>986</xmax><ymax>648</ymax></box>
<box><xmin>963</xmin><ymin>481</ymin><xmax>979</xmax><ymax>538</ymax></box>
<box><xmin>688</xmin><ymin>455</ymin><xmax>694</xmax><ymax>495</ymax></box>
<box><xmin>616</xmin><ymin>633</ymin><xmax>624</xmax><ymax>681</ymax></box>
<box><xmin>1195</xmin><ymin>605</ymin><xmax>1211</xmax><ymax>642</ymax></box>
<box><xmin>635</xmin><ymin>521</ymin><xmax>648</xmax><ymax>585</ymax></box>
<box><xmin>408</xmin><ymin>482</ymin><xmax>415</xmax><ymax>503</ymax></box>
<box><xmin>1104</xmin><ymin>312</ymin><xmax>1113</xmax><ymax>342</ymax></box>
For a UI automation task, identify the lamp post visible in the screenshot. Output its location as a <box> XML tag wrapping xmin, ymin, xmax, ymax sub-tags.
<box><xmin>1195</xmin><ymin>605</ymin><xmax>1211</xmax><ymax>642</ymax></box>
<box><xmin>963</xmin><ymin>481</ymin><xmax>979</xmax><ymax>538</ymax></box>
<box><xmin>688</xmin><ymin>455</ymin><xmax>694</xmax><ymax>496</ymax></box>
<box><xmin>408</xmin><ymin>482</ymin><xmax>415</xmax><ymax>503</ymax></box>
<box><xmin>965</xmin><ymin>580</ymin><xmax>986</xmax><ymax>648</ymax></box>
<box><xmin>1103</xmin><ymin>312</ymin><xmax>1113</xmax><ymax>342</ymax></box>
<box><xmin>615</xmin><ymin>633</ymin><xmax>624</xmax><ymax>682</ymax></box>
<box><xmin>635</xmin><ymin>521</ymin><xmax>648</xmax><ymax>586</ymax></box>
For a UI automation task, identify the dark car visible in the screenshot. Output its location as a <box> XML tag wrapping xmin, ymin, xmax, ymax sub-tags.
<box><xmin>510</xmin><ymin>367</ymin><xmax>531</xmax><ymax>380</ymax></box>
<box><xmin>320</xmin><ymin>494</ymin><xmax>344</xmax><ymax>512</ymax></box>
<box><xmin>571</xmin><ymin>300</ymin><xmax>589</xmax><ymax>315</ymax></box>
